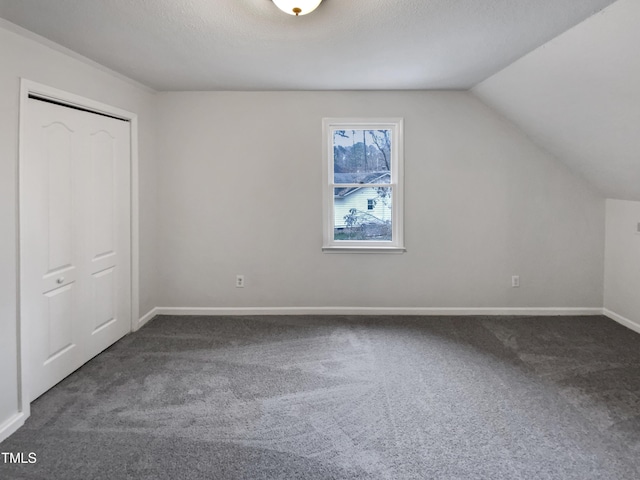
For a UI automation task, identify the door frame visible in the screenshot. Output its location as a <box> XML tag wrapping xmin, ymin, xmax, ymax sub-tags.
<box><xmin>16</xmin><ymin>79</ymin><xmax>140</xmax><ymax>420</ymax></box>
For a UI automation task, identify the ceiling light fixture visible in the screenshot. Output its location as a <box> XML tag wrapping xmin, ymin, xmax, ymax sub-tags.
<box><xmin>272</xmin><ymin>0</ymin><xmax>322</xmax><ymax>16</ymax></box>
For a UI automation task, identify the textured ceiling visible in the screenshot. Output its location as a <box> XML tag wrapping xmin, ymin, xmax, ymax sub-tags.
<box><xmin>0</xmin><ymin>0</ymin><xmax>616</xmax><ymax>91</ymax></box>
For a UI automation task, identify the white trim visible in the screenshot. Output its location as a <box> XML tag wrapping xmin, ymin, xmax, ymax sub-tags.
<box><xmin>0</xmin><ymin>412</ymin><xmax>27</xmax><ymax>444</ymax></box>
<box><xmin>322</xmin><ymin>118</ymin><xmax>404</xmax><ymax>252</ymax></box>
<box><xmin>16</xmin><ymin>79</ymin><xmax>29</xmax><ymax>432</ymax></box>
<box><xmin>322</xmin><ymin>246</ymin><xmax>406</xmax><ymax>254</ymax></box>
<box><xmin>22</xmin><ymin>80</ymin><xmax>136</xmax><ymax>120</ymax></box>
<box><xmin>153</xmin><ymin>306</ymin><xmax>603</xmax><ymax>317</ymax></box>
<box><xmin>0</xmin><ymin>18</ymin><xmax>155</xmax><ymax>94</ymax></box>
<box><xmin>322</xmin><ymin>244</ymin><xmax>407</xmax><ymax>253</ymax></box>
<box><xmin>603</xmin><ymin>309</ymin><xmax>640</xmax><ymax>335</ymax></box>
<box><xmin>137</xmin><ymin>307</ymin><xmax>158</xmax><ymax>329</ymax></box>
<box><xmin>130</xmin><ymin>118</ymin><xmax>140</xmax><ymax>331</ymax></box>
<box><xmin>16</xmin><ymin>79</ymin><xmax>139</xmax><ymax>430</ymax></box>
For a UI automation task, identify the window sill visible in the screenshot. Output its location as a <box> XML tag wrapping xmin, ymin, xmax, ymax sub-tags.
<box><xmin>322</xmin><ymin>246</ymin><xmax>406</xmax><ymax>254</ymax></box>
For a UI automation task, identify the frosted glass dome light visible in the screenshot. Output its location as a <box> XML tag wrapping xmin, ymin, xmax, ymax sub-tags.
<box><xmin>272</xmin><ymin>0</ymin><xmax>323</xmax><ymax>16</ymax></box>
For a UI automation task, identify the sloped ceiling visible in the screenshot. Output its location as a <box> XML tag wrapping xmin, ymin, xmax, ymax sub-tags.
<box><xmin>0</xmin><ymin>0</ymin><xmax>615</xmax><ymax>91</ymax></box>
<box><xmin>474</xmin><ymin>0</ymin><xmax>640</xmax><ymax>201</ymax></box>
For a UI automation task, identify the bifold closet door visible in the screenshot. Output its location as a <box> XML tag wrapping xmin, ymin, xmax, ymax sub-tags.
<box><xmin>21</xmin><ymin>98</ymin><xmax>131</xmax><ymax>400</ymax></box>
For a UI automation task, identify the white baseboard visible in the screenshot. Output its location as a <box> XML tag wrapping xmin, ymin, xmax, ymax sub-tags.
<box><xmin>603</xmin><ymin>309</ymin><xmax>640</xmax><ymax>334</ymax></box>
<box><xmin>153</xmin><ymin>306</ymin><xmax>603</xmax><ymax>317</ymax></box>
<box><xmin>136</xmin><ymin>307</ymin><xmax>158</xmax><ymax>330</ymax></box>
<box><xmin>0</xmin><ymin>412</ymin><xmax>26</xmax><ymax>444</ymax></box>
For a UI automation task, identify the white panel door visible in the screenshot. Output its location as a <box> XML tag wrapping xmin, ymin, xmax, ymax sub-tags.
<box><xmin>22</xmin><ymin>98</ymin><xmax>131</xmax><ymax>400</ymax></box>
<box><xmin>83</xmin><ymin>115</ymin><xmax>131</xmax><ymax>361</ymax></box>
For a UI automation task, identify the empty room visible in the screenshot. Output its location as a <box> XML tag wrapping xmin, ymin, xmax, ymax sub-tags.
<box><xmin>1</xmin><ymin>0</ymin><xmax>639</xmax><ymax>478</ymax></box>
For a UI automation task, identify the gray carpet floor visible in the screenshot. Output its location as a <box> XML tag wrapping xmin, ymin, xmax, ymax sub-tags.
<box><xmin>2</xmin><ymin>314</ymin><xmax>640</xmax><ymax>479</ymax></box>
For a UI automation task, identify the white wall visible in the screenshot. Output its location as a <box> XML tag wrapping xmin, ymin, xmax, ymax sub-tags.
<box><xmin>473</xmin><ymin>0</ymin><xmax>640</xmax><ymax>202</ymax></box>
<box><xmin>155</xmin><ymin>91</ymin><xmax>605</xmax><ymax>311</ymax></box>
<box><xmin>0</xmin><ymin>21</ymin><xmax>156</xmax><ymax>438</ymax></box>
<box><xmin>604</xmin><ymin>200</ymin><xmax>640</xmax><ymax>330</ymax></box>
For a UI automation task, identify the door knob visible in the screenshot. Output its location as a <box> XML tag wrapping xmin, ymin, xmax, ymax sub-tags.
<box><xmin>57</xmin><ymin>277</ymin><xmax>65</xmax><ymax>284</ymax></box>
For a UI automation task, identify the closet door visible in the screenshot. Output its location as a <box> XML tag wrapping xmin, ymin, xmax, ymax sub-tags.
<box><xmin>21</xmin><ymin>98</ymin><xmax>131</xmax><ymax>400</ymax></box>
<box><xmin>82</xmin><ymin>108</ymin><xmax>131</xmax><ymax>362</ymax></box>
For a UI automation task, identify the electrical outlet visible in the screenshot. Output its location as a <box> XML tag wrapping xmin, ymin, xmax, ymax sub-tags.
<box><xmin>511</xmin><ymin>275</ymin><xmax>520</xmax><ymax>288</ymax></box>
<box><xmin>236</xmin><ymin>275</ymin><xmax>245</xmax><ymax>288</ymax></box>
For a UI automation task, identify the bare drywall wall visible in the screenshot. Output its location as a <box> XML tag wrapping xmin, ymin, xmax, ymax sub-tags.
<box><xmin>0</xmin><ymin>21</ymin><xmax>156</xmax><ymax>439</ymax></box>
<box><xmin>155</xmin><ymin>90</ymin><xmax>605</xmax><ymax>311</ymax></box>
<box><xmin>473</xmin><ymin>0</ymin><xmax>640</xmax><ymax>201</ymax></box>
<box><xmin>604</xmin><ymin>200</ymin><xmax>640</xmax><ymax>329</ymax></box>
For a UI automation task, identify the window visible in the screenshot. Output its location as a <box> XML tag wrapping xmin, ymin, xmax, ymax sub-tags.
<box><xmin>322</xmin><ymin>118</ymin><xmax>404</xmax><ymax>252</ymax></box>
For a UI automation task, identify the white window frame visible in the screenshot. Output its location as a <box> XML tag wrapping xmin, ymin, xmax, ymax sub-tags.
<box><xmin>322</xmin><ymin>117</ymin><xmax>405</xmax><ymax>253</ymax></box>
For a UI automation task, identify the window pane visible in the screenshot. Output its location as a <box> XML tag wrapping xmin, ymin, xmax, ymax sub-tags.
<box><xmin>333</xmin><ymin>187</ymin><xmax>392</xmax><ymax>241</ymax></box>
<box><xmin>333</xmin><ymin>129</ymin><xmax>391</xmax><ymax>184</ymax></box>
